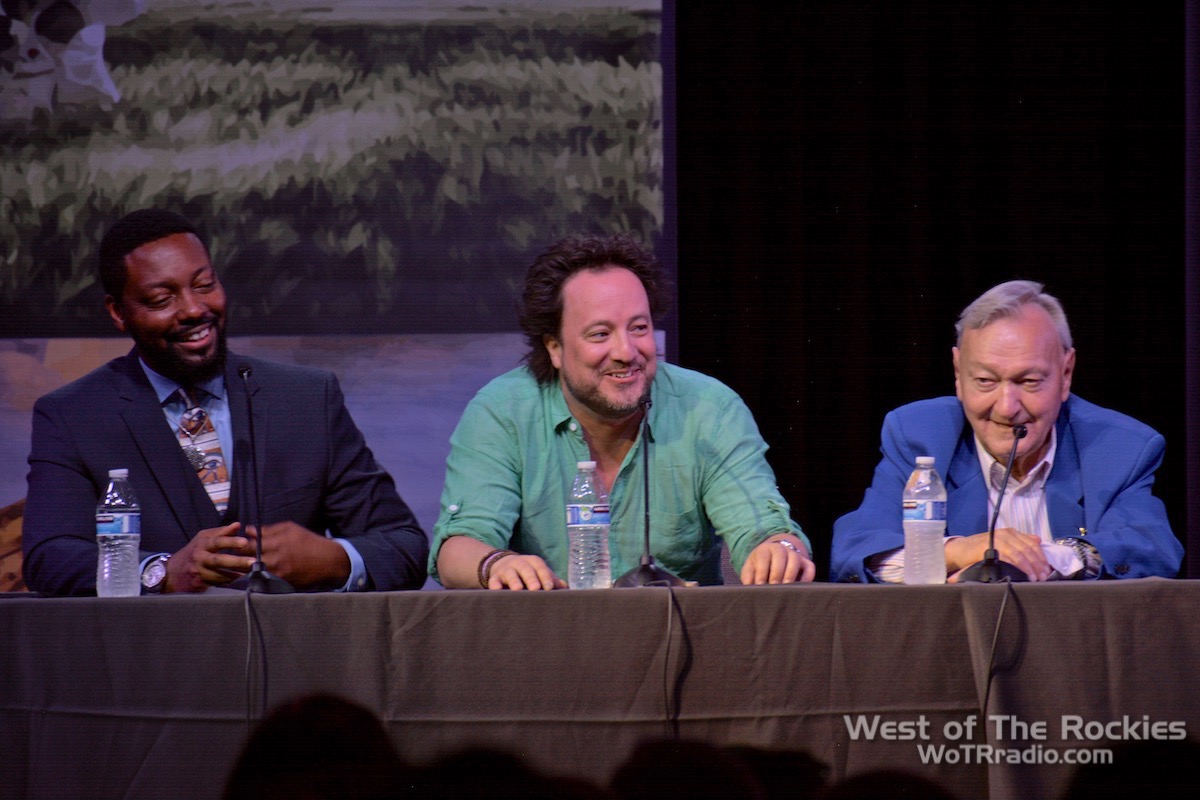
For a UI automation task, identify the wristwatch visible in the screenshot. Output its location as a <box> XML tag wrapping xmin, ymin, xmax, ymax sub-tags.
<box><xmin>1052</xmin><ymin>537</ymin><xmax>1103</xmax><ymax>580</ymax></box>
<box><xmin>141</xmin><ymin>554</ymin><xmax>170</xmax><ymax>593</ymax></box>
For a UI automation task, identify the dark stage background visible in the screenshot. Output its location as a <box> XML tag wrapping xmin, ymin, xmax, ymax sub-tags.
<box><xmin>673</xmin><ymin>2</ymin><xmax>1196</xmax><ymax>576</ymax></box>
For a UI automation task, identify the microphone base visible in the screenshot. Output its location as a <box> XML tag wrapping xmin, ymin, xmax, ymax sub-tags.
<box><xmin>244</xmin><ymin>564</ymin><xmax>295</xmax><ymax>594</ymax></box>
<box><xmin>957</xmin><ymin>558</ymin><xmax>1028</xmax><ymax>584</ymax></box>
<box><xmin>614</xmin><ymin>560</ymin><xmax>686</xmax><ymax>588</ymax></box>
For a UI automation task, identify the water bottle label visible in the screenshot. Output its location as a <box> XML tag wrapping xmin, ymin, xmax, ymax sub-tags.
<box><xmin>567</xmin><ymin>503</ymin><xmax>611</xmax><ymax>526</ymax></box>
<box><xmin>902</xmin><ymin>500</ymin><xmax>946</xmax><ymax>522</ymax></box>
<box><xmin>96</xmin><ymin>511</ymin><xmax>141</xmax><ymax>535</ymax></box>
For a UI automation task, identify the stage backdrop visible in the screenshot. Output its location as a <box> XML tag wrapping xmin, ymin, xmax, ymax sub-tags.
<box><xmin>0</xmin><ymin>0</ymin><xmax>666</xmax><ymax>578</ymax></box>
<box><xmin>1</xmin><ymin>0</ymin><xmax>665</xmax><ymax>336</ymax></box>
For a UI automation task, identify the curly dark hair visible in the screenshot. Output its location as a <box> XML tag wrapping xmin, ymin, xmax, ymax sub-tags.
<box><xmin>519</xmin><ymin>233</ymin><xmax>671</xmax><ymax>384</ymax></box>
<box><xmin>98</xmin><ymin>209</ymin><xmax>204</xmax><ymax>299</ymax></box>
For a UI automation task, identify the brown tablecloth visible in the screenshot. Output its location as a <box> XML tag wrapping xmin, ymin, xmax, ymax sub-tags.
<box><xmin>3</xmin><ymin>580</ymin><xmax>1198</xmax><ymax>799</ymax></box>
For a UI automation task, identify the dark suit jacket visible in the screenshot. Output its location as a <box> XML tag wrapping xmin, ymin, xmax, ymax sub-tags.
<box><xmin>831</xmin><ymin>395</ymin><xmax>1182</xmax><ymax>582</ymax></box>
<box><xmin>23</xmin><ymin>350</ymin><xmax>428</xmax><ymax>595</ymax></box>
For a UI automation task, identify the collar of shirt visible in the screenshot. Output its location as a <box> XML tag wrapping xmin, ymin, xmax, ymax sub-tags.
<box><xmin>549</xmin><ymin>379</ymin><xmax>658</xmax><ymax>503</ymax></box>
<box><xmin>139</xmin><ymin>359</ymin><xmax>234</xmax><ymax>476</ymax></box>
<box><xmin>549</xmin><ymin>382</ymin><xmax>577</xmax><ymax>435</ymax></box>
<box><xmin>139</xmin><ymin>359</ymin><xmax>227</xmax><ymax>408</ymax></box>
<box><xmin>974</xmin><ymin>427</ymin><xmax>1057</xmax><ymax>495</ymax></box>
<box><xmin>974</xmin><ymin>427</ymin><xmax>1056</xmax><ymax>544</ymax></box>
<box><xmin>549</xmin><ymin>379</ymin><xmax>657</xmax><ymax>440</ymax></box>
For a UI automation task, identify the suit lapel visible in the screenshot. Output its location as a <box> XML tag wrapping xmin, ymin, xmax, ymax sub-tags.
<box><xmin>115</xmin><ymin>353</ymin><xmax>222</xmax><ymax>538</ymax></box>
<box><xmin>1046</xmin><ymin>400</ymin><xmax>1086</xmax><ymax>535</ymax></box>
<box><xmin>946</xmin><ymin>426</ymin><xmax>989</xmax><ymax>535</ymax></box>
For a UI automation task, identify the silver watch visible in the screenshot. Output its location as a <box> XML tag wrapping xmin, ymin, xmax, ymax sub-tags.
<box><xmin>1052</xmin><ymin>537</ymin><xmax>1103</xmax><ymax>580</ymax></box>
<box><xmin>141</xmin><ymin>554</ymin><xmax>170</xmax><ymax>593</ymax></box>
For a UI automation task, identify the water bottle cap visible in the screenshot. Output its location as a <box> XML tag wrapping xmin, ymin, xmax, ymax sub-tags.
<box><xmin>108</xmin><ymin>468</ymin><xmax>129</xmax><ymax>479</ymax></box>
<box><xmin>577</xmin><ymin>461</ymin><xmax>597</xmax><ymax>470</ymax></box>
<box><xmin>915</xmin><ymin>456</ymin><xmax>935</xmax><ymax>467</ymax></box>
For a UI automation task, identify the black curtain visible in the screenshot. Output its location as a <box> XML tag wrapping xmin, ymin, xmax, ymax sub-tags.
<box><xmin>674</xmin><ymin>1</ymin><xmax>1189</xmax><ymax>575</ymax></box>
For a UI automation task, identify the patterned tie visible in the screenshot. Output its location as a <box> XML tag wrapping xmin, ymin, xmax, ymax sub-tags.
<box><xmin>177</xmin><ymin>389</ymin><xmax>230</xmax><ymax>512</ymax></box>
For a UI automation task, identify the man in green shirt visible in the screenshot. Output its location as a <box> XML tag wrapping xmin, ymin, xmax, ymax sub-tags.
<box><xmin>431</xmin><ymin>234</ymin><xmax>814</xmax><ymax>589</ymax></box>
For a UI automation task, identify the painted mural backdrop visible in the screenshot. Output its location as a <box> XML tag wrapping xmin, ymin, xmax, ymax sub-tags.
<box><xmin>1</xmin><ymin>0</ymin><xmax>664</xmax><ymax>336</ymax></box>
<box><xmin>0</xmin><ymin>0</ymin><xmax>663</xmax><ymax>575</ymax></box>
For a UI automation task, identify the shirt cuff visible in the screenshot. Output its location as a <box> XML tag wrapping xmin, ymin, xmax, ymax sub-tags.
<box><xmin>867</xmin><ymin>547</ymin><xmax>906</xmax><ymax>584</ymax></box>
<box><xmin>1049</xmin><ymin>537</ymin><xmax>1101</xmax><ymax>579</ymax></box>
<box><xmin>333</xmin><ymin>539</ymin><xmax>369</xmax><ymax>592</ymax></box>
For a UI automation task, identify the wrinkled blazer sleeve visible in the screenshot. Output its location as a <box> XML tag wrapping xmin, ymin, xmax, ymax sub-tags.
<box><xmin>23</xmin><ymin>393</ymin><xmax>116</xmax><ymax>596</ymax></box>
<box><xmin>831</xmin><ymin>400</ymin><xmax>965</xmax><ymax>582</ymax></box>
<box><xmin>1064</xmin><ymin>413</ymin><xmax>1181</xmax><ymax>578</ymax></box>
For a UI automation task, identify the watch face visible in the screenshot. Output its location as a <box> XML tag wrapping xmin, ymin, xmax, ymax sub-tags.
<box><xmin>142</xmin><ymin>559</ymin><xmax>167</xmax><ymax>589</ymax></box>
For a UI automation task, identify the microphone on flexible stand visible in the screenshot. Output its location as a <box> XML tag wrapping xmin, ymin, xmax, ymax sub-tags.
<box><xmin>238</xmin><ymin>365</ymin><xmax>294</xmax><ymax>594</ymax></box>
<box><xmin>957</xmin><ymin>423</ymin><xmax>1029</xmax><ymax>583</ymax></box>
<box><xmin>614</xmin><ymin>397</ymin><xmax>685</xmax><ymax>588</ymax></box>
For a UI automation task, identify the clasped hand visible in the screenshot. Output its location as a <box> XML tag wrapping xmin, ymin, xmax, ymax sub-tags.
<box><xmin>164</xmin><ymin>521</ymin><xmax>350</xmax><ymax>592</ymax></box>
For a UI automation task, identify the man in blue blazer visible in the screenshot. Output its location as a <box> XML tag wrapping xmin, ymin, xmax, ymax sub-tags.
<box><xmin>832</xmin><ymin>280</ymin><xmax>1182</xmax><ymax>583</ymax></box>
<box><xmin>23</xmin><ymin>209</ymin><xmax>428</xmax><ymax>595</ymax></box>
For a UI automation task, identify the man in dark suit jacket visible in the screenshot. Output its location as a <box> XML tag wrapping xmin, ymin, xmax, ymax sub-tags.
<box><xmin>831</xmin><ymin>280</ymin><xmax>1182</xmax><ymax>583</ymax></box>
<box><xmin>23</xmin><ymin>209</ymin><xmax>428</xmax><ymax>595</ymax></box>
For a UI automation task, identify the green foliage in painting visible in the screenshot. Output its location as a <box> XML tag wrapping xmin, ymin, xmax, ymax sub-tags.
<box><xmin>0</xmin><ymin>5</ymin><xmax>663</xmax><ymax>336</ymax></box>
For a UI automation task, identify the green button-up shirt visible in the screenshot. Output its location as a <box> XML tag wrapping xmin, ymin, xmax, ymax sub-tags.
<box><xmin>430</xmin><ymin>363</ymin><xmax>808</xmax><ymax>585</ymax></box>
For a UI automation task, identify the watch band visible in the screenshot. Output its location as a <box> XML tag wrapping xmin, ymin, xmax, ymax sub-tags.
<box><xmin>1052</xmin><ymin>537</ymin><xmax>1103</xmax><ymax>580</ymax></box>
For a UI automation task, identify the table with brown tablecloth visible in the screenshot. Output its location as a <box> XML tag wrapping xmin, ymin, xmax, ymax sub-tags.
<box><xmin>3</xmin><ymin>580</ymin><xmax>1198</xmax><ymax>799</ymax></box>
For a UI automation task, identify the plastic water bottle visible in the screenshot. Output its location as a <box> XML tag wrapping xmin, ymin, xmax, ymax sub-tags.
<box><xmin>566</xmin><ymin>460</ymin><xmax>611</xmax><ymax>589</ymax></box>
<box><xmin>902</xmin><ymin>456</ymin><xmax>947</xmax><ymax>585</ymax></box>
<box><xmin>96</xmin><ymin>468</ymin><xmax>141</xmax><ymax>597</ymax></box>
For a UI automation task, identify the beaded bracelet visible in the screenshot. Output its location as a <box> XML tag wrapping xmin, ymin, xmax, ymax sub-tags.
<box><xmin>477</xmin><ymin>549</ymin><xmax>517</xmax><ymax>588</ymax></box>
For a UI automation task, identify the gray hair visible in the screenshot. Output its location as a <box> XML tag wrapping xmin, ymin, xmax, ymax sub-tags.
<box><xmin>955</xmin><ymin>280</ymin><xmax>1072</xmax><ymax>349</ymax></box>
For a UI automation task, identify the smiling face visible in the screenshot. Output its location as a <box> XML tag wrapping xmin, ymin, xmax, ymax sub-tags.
<box><xmin>953</xmin><ymin>303</ymin><xmax>1075</xmax><ymax>479</ymax></box>
<box><xmin>544</xmin><ymin>266</ymin><xmax>658</xmax><ymax>426</ymax></box>
<box><xmin>105</xmin><ymin>232</ymin><xmax>227</xmax><ymax>386</ymax></box>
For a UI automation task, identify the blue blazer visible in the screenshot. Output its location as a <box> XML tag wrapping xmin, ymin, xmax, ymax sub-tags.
<box><xmin>23</xmin><ymin>350</ymin><xmax>428</xmax><ymax>594</ymax></box>
<box><xmin>830</xmin><ymin>395</ymin><xmax>1182</xmax><ymax>582</ymax></box>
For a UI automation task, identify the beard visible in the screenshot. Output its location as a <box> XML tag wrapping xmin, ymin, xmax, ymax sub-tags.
<box><xmin>561</xmin><ymin>366</ymin><xmax>652</xmax><ymax>421</ymax></box>
<box><xmin>133</xmin><ymin>323</ymin><xmax>228</xmax><ymax>387</ymax></box>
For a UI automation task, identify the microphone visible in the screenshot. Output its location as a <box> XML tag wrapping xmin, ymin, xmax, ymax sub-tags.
<box><xmin>238</xmin><ymin>365</ymin><xmax>294</xmax><ymax>594</ymax></box>
<box><xmin>957</xmin><ymin>423</ymin><xmax>1029</xmax><ymax>583</ymax></box>
<box><xmin>614</xmin><ymin>396</ymin><xmax>685</xmax><ymax>588</ymax></box>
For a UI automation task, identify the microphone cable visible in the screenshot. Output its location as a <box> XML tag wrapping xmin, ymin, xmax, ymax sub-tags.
<box><xmin>660</xmin><ymin>584</ymin><xmax>693</xmax><ymax>739</ymax></box>
<box><xmin>243</xmin><ymin>588</ymin><xmax>270</xmax><ymax>733</ymax></box>
<box><xmin>975</xmin><ymin>423</ymin><xmax>1028</xmax><ymax>717</ymax></box>
<box><xmin>978</xmin><ymin>577</ymin><xmax>1017</xmax><ymax>721</ymax></box>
